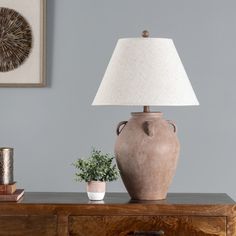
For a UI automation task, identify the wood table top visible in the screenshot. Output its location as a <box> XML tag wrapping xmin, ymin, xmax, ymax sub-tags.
<box><xmin>0</xmin><ymin>192</ymin><xmax>234</xmax><ymax>205</ymax></box>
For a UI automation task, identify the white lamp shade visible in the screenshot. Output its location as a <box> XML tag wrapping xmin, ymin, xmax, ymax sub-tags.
<box><xmin>93</xmin><ymin>38</ymin><xmax>199</xmax><ymax>106</ymax></box>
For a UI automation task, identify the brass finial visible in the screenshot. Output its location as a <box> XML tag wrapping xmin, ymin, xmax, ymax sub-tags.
<box><xmin>142</xmin><ymin>30</ymin><xmax>149</xmax><ymax>38</ymax></box>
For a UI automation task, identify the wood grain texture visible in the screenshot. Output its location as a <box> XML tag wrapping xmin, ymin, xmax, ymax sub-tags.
<box><xmin>0</xmin><ymin>193</ymin><xmax>234</xmax><ymax>236</ymax></box>
<box><xmin>0</xmin><ymin>215</ymin><xmax>57</xmax><ymax>236</ymax></box>
<box><xmin>227</xmin><ymin>216</ymin><xmax>236</xmax><ymax>236</ymax></box>
<box><xmin>69</xmin><ymin>216</ymin><xmax>226</xmax><ymax>236</ymax></box>
<box><xmin>57</xmin><ymin>213</ymin><xmax>69</xmax><ymax>236</ymax></box>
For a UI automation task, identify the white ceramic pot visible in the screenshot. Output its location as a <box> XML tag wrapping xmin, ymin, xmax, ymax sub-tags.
<box><xmin>87</xmin><ymin>181</ymin><xmax>106</xmax><ymax>201</ymax></box>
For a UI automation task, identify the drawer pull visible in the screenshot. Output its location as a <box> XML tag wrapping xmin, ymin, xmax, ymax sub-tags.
<box><xmin>130</xmin><ymin>230</ymin><xmax>164</xmax><ymax>235</ymax></box>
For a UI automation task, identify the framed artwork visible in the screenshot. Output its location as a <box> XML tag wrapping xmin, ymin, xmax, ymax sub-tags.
<box><xmin>0</xmin><ymin>0</ymin><xmax>46</xmax><ymax>87</ymax></box>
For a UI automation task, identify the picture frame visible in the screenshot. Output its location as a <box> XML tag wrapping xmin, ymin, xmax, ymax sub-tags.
<box><xmin>0</xmin><ymin>0</ymin><xmax>46</xmax><ymax>87</ymax></box>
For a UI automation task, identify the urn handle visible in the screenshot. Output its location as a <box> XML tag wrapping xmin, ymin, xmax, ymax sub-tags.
<box><xmin>167</xmin><ymin>120</ymin><xmax>177</xmax><ymax>133</ymax></box>
<box><xmin>143</xmin><ymin>121</ymin><xmax>154</xmax><ymax>136</ymax></box>
<box><xmin>116</xmin><ymin>121</ymin><xmax>128</xmax><ymax>136</ymax></box>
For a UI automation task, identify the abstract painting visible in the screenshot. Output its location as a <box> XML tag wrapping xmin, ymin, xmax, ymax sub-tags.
<box><xmin>0</xmin><ymin>0</ymin><xmax>46</xmax><ymax>87</ymax></box>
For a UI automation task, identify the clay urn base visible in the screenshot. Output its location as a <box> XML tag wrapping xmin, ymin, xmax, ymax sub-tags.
<box><xmin>87</xmin><ymin>181</ymin><xmax>106</xmax><ymax>201</ymax></box>
<box><xmin>115</xmin><ymin>112</ymin><xmax>180</xmax><ymax>200</ymax></box>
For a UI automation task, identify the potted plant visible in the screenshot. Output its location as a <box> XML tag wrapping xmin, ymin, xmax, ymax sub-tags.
<box><xmin>73</xmin><ymin>149</ymin><xmax>119</xmax><ymax>201</ymax></box>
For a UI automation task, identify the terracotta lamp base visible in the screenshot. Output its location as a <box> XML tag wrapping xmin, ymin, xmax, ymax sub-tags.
<box><xmin>115</xmin><ymin>112</ymin><xmax>180</xmax><ymax>200</ymax></box>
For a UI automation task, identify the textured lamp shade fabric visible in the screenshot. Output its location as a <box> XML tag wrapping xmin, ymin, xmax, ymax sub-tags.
<box><xmin>93</xmin><ymin>38</ymin><xmax>199</xmax><ymax>106</ymax></box>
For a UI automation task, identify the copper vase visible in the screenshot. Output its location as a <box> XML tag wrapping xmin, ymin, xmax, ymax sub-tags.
<box><xmin>115</xmin><ymin>112</ymin><xmax>180</xmax><ymax>200</ymax></box>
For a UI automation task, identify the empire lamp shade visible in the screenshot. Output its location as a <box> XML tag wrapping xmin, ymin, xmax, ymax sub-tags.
<box><xmin>93</xmin><ymin>38</ymin><xmax>199</xmax><ymax>106</ymax></box>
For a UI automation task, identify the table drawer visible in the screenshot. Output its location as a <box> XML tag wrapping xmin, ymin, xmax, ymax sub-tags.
<box><xmin>69</xmin><ymin>215</ymin><xmax>226</xmax><ymax>236</ymax></box>
<box><xmin>0</xmin><ymin>215</ymin><xmax>57</xmax><ymax>236</ymax></box>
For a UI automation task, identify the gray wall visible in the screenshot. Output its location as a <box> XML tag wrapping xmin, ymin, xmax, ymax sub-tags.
<box><xmin>0</xmin><ymin>0</ymin><xmax>236</xmax><ymax>199</ymax></box>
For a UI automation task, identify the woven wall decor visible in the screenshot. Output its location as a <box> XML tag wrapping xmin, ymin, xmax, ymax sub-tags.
<box><xmin>0</xmin><ymin>7</ymin><xmax>32</xmax><ymax>72</ymax></box>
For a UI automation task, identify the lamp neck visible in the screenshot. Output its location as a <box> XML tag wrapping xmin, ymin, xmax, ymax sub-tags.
<box><xmin>143</xmin><ymin>106</ymin><xmax>150</xmax><ymax>113</ymax></box>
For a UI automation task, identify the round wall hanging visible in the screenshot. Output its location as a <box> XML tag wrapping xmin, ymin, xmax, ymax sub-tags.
<box><xmin>0</xmin><ymin>7</ymin><xmax>32</xmax><ymax>72</ymax></box>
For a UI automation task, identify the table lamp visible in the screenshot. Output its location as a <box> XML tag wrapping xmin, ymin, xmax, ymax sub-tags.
<box><xmin>93</xmin><ymin>31</ymin><xmax>199</xmax><ymax>200</ymax></box>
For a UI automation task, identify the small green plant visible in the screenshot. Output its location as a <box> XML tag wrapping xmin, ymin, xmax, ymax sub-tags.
<box><xmin>73</xmin><ymin>149</ymin><xmax>119</xmax><ymax>182</ymax></box>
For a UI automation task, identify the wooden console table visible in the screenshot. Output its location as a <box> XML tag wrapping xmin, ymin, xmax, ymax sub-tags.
<box><xmin>0</xmin><ymin>192</ymin><xmax>235</xmax><ymax>236</ymax></box>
